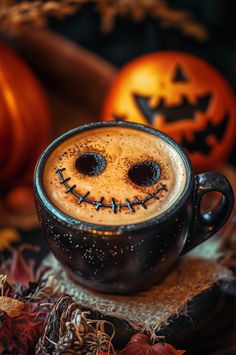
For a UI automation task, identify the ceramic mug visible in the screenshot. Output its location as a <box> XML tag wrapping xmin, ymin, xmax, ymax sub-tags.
<box><xmin>34</xmin><ymin>122</ymin><xmax>234</xmax><ymax>294</ymax></box>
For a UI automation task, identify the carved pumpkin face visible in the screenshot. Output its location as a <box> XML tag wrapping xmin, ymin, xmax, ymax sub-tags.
<box><xmin>102</xmin><ymin>52</ymin><xmax>236</xmax><ymax>172</ymax></box>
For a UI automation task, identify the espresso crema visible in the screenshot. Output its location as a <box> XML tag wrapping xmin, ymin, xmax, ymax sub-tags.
<box><xmin>43</xmin><ymin>126</ymin><xmax>186</xmax><ymax>225</ymax></box>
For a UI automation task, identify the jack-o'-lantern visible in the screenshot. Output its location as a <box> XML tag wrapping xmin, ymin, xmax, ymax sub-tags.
<box><xmin>102</xmin><ymin>52</ymin><xmax>236</xmax><ymax>172</ymax></box>
<box><xmin>0</xmin><ymin>42</ymin><xmax>51</xmax><ymax>190</ymax></box>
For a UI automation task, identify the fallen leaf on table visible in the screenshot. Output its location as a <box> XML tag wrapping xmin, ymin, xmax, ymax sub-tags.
<box><xmin>0</xmin><ymin>296</ymin><xmax>24</xmax><ymax>317</ymax></box>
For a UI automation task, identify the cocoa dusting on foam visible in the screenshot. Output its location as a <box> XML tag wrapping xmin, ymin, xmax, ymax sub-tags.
<box><xmin>43</xmin><ymin>127</ymin><xmax>186</xmax><ymax>225</ymax></box>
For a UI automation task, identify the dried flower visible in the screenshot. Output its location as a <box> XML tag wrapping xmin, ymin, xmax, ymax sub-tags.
<box><xmin>36</xmin><ymin>295</ymin><xmax>115</xmax><ymax>354</ymax></box>
<box><xmin>0</xmin><ymin>300</ymin><xmax>48</xmax><ymax>354</ymax></box>
<box><xmin>0</xmin><ymin>272</ymin><xmax>53</xmax><ymax>353</ymax></box>
<box><xmin>83</xmin><ymin>320</ymin><xmax>115</xmax><ymax>354</ymax></box>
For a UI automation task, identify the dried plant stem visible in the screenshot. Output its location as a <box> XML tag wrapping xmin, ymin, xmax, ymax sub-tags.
<box><xmin>0</xmin><ymin>0</ymin><xmax>208</xmax><ymax>41</ymax></box>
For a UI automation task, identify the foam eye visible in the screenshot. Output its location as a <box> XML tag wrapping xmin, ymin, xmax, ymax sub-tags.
<box><xmin>128</xmin><ymin>160</ymin><xmax>161</xmax><ymax>187</ymax></box>
<box><xmin>75</xmin><ymin>152</ymin><xmax>106</xmax><ymax>176</ymax></box>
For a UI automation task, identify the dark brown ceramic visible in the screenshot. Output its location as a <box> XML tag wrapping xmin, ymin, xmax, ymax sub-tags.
<box><xmin>34</xmin><ymin>122</ymin><xmax>234</xmax><ymax>294</ymax></box>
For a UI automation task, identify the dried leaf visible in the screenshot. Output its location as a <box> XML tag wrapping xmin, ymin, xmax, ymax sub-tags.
<box><xmin>0</xmin><ymin>300</ymin><xmax>48</xmax><ymax>354</ymax></box>
<box><xmin>0</xmin><ymin>244</ymin><xmax>40</xmax><ymax>286</ymax></box>
<box><xmin>0</xmin><ymin>296</ymin><xmax>24</xmax><ymax>317</ymax></box>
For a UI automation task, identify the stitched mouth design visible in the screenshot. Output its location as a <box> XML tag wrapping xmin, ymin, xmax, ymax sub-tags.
<box><xmin>56</xmin><ymin>168</ymin><xmax>167</xmax><ymax>213</ymax></box>
<box><xmin>133</xmin><ymin>93</ymin><xmax>212</xmax><ymax>124</ymax></box>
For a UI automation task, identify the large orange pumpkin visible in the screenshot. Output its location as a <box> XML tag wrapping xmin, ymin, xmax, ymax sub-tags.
<box><xmin>102</xmin><ymin>51</ymin><xmax>236</xmax><ymax>172</ymax></box>
<box><xmin>0</xmin><ymin>42</ymin><xmax>51</xmax><ymax>189</ymax></box>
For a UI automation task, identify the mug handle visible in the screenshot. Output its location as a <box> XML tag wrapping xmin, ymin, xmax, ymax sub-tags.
<box><xmin>182</xmin><ymin>172</ymin><xmax>234</xmax><ymax>254</ymax></box>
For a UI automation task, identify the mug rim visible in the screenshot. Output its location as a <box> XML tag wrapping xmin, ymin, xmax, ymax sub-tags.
<box><xmin>34</xmin><ymin>121</ymin><xmax>194</xmax><ymax>233</ymax></box>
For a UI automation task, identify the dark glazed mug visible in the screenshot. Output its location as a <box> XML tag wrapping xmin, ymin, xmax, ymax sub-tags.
<box><xmin>34</xmin><ymin>122</ymin><xmax>234</xmax><ymax>294</ymax></box>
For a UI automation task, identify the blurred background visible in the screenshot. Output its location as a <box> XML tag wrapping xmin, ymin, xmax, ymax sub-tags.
<box><xmin>50</xmin><ymin>0</ymin><xmax>235</xmax><ymax>81</ymax></box>
<box><xmin>0</xmin><ymin>1</ymin><xmax>235</xmax><ymax>354</ymax></box>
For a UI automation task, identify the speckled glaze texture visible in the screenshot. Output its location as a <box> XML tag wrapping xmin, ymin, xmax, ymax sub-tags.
<box><xmin>34</xmin><ymin>122</ymin><xmax>234</xmax><ymax>294</ymax></box>
<box><xmin>35</xmin><ymin>198</ymin><xmax>190</xmax><ymax>293</ymax></box>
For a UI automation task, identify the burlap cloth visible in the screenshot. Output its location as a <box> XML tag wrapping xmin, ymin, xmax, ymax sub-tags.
<box><xmin>43</xmin><ymin>252</ymin><xmax>233</xmax><ymax>336</ymax></box>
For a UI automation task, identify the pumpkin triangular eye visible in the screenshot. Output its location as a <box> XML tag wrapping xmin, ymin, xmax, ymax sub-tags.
<box><xmin>173</xmin><ymin>65</ymin><xmax>188</xmax><ymax>82</ymax></box>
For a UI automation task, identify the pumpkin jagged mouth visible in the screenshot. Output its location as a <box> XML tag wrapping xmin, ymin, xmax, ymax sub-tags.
<box><xmin>133</xmin><ymin>93</ymin><xmax>212</xmax><ymax>124</ymax></box>
<box><xmin>181</xmin><ymin>112</ymin><xmax>230</xmax><ymax>155</ymax></box>
<box><xmin>55</xmin><ymin>168</ymin><xmax>167</xmax><ymax>213</ymax></box>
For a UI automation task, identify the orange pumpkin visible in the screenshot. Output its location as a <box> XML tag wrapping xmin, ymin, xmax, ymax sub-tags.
<box><xmin>102</xmin><ymin>51</ymin><xmax>236</xmax><ymax>172</ymax></box>
<box><xmin>0</xmin><ymin>42</ymin><xmax>51</xmax><ymax>189</ymax></box>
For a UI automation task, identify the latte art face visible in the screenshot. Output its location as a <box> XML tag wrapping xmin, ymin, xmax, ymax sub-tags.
<box><xmin>43</xmin><ymin>126</ymin><xmax>186</xmax><ymax>225</ymax></box>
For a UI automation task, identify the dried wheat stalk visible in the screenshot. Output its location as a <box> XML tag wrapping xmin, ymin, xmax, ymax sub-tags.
<box><xmin>0</xmin><ymin>0</ymin><xmax>208</xmax><ymax>41</ymax></box>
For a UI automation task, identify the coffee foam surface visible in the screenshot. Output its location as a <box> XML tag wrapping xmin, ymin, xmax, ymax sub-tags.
<box><xmin>43</xmin><ymin>126</ymin><xmax>186</xmax><ymax>225</ymax></box>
